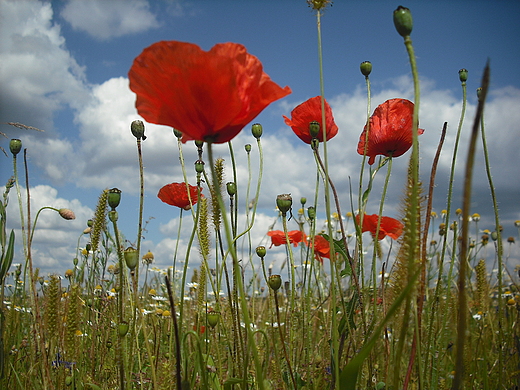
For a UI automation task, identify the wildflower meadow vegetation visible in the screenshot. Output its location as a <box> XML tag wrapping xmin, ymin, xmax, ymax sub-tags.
<box><xmin>1</xmin><ymin>2</ymin><xmax>519</xmax><ymax>390</ymax></box>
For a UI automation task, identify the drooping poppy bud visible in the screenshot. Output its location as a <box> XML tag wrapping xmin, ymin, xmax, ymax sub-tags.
<box><xmin>58</xmin><ymin>208</ymin><xmax>76</xmax><ymax>220</ymax></box>
<box><xmin>393</xmin><ymin>6</ymin><xmax>413</xmax><ymax>37</ymax></box>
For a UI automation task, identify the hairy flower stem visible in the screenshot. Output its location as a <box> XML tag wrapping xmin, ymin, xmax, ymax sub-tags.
<box><xmin>110</xmin><ymin>212</ymin><xmax>127</xmax><ymax>390</ymax></box>
<box><xmin>392</xmin><ymin>33</ymin><xmax>421</xmax><ymax>389</ymax></box>
<box><xmin>273</xmin><ymin>290</ymin><xmax>297</xmax><ymax>389</ymax></box>
<box><xmin>135</xmin><ymin>137</ymin><xmax>144</xmax><ymax>283</ymax></box>
<box><xmin>478</xmin><ymin>76</ymin><xmax>504</xmax><ymax>384</ymax></box>
<box><xmin>208</xmin><ymin>143</ymin><xmax>265</xmax><ymax>390</ymax></box>
<box><xmin>453</xmin><ymin>63</ymin><xmax>490</xmax><ymax>390</ymax></box>
<box><xmin>165</xmin><ymin>275</ymin><xmax>183</xmax><ymax>390</ymax></box>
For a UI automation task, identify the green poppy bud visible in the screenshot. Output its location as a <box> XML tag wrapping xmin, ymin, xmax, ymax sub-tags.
<box><xmin>108</xmin><ymin>210</ymin><xmax>118</xmax><ymax>223</ymax></box>
<box><xmin>276</xmin><ymin>194</ymin><xmax>292</xmax><ymax>215</ymax></box>
<box><xmin>393</xmin><ymin>6</ymin><xmax>413</xmax><ymax>37</ymax></box>
<box><xmin>309</xmin><ymin>121</ymin><xmax>320</xmax><ymax>138</ymax></box>
<box><xmin>491</xmin><ymin>231</ymin><xmax>498</xmax><ymax>241</ymax></box>
<box><xmin>124</xmin><ymin>247</ymin><xmax>139</xmax><ymax>270</ymax></box>
<box><xmin>268</xmin><ymin>275</ymin><xmax>282</xmax><ymax>291</ymax></box>
<box><xmin>476</xmin><ymin>87</ymin><xmax>482</xmax><ymax>101</ymax></box>
<box><xmin>131</xmin><ymin>120</ymin><xmax>146</xmax><ymax>140</ymax></box>
<box><xmin>256</xmin><ymin>246</ymin><xmax>266</xmax><ymax>258</ymax></box>
<box><xmin>195</xmin><ymin>159</ymin><xmax>205</xmax><ymax>173</ymax></box>
<box><xmin>360</xmin><ymin>61</ymin><xmax>372</xmax><ymax>77</ymax></box>
<box><xmin>86</xmin><ymin>243</ymin><xmax>91</xmax><ymax>252</ymax></box>
<box><xmin>9</xmin><ymin>139</ymin><xmax>22</xmax><ymax>156</ymax></box>
<box><xmin>107</xmin><ymin>188</ymin><xmax>121</xmax><ymax>210</ymax></box>
<box><xmin>251</xmin><ymin>123</ymin><xmax>263</xmax><ymax>139</ymax></box>
<box><xmin>73</xmin><ymin>257</ymin><xmax>78</xmax><ymax>266</ymax></box>
<box><xmin>307</xmin><ymin>206</ymin><xmax>316</xmax><ymax>220</ymax></box>
<box><xmin>173</xmin><ymin>128</ymin><xmax>183</xmax><ymax>138</ymax></box>
<box><xmin>207</xmin><ymin>311</ymin><xmax>220</xmax><ymax>328</ymax></box>
<box><xmin>300</xmin><ymin>197</ymin><xmax>307</xmax><ymax>206</ymax></box>
<box><xmin>458</xmin><ymin>68</ymin><xmax>468</xmax><ymax>83</ymax></box>
<box><xmin>226</xmin><ymin>182</ymin><xmax>236</xmax><ymax>196</ymax></box>
<box><xmin>245</xmin><ymin>144</ymin><xmax>252</xmax><ymax>153</ymax></box>
<box><xmin>87</xmin><ymin>219</ymin><xmax>93</xmax><ymax>227</ymax></box>
<box><xmin>118</xmin><ymin>322</ymin><xmax>129</xmax><ymax>337</ymax></box>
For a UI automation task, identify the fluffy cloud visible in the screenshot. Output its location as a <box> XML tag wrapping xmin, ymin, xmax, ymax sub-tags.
<box><xmin>0</xmin><ymin>0</ymin><xmax>89</xmax><ymax>137</ymax></box>
<box><xmin>60</xmin><ymin>0</ymin><xmax>160</xmax><ymax>40</ymax></box>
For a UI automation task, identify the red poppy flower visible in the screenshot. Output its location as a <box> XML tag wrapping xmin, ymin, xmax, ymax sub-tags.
<box><xmin>356</xmin><ymin>214</ymin><xmax>404</xmax><ymax>240</ymax></box>
<box><xmin>309</xmin><ymin>234</ymin><xmax>332</xmax><ymax>264</ymax></box>
<box><xmin>267</xmin><ymin>230</ymin><xmax>305</xmax><ymax>248</ymax></box>
<box><xmin>357</xmin><ymin>98</ymin><xmax>424</xmax><ymax>165</ymax></box>
<box><xmin>283</xmin><ymin>96</ymin><xmax>339</xmax><ymax>144</ymax></box>
<box><xmin>157</xmin><ymin>183</ymin><xmax>201</xmax><ymax>210</ymax></box>
<box><xmin>129</xmin><ymin>41</ymin><xmax>291</xmax><ymax>143</ymax></box>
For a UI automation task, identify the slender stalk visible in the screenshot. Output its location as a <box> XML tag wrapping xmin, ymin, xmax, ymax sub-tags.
<box><xmin>452</xmin><ymin>62</ymin><xmax>489</xmax><ymax>390</ymax></box>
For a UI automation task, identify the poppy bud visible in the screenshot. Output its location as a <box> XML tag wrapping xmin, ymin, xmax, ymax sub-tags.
<box><xmin>86</xmin><ymin>243</ymin><xmax>91</xmax><ymax>252</ymax></box>
<box><xmin>173</xmin><ymin>128</ymin><xmax>183</xmax><ymax>138</ymax></box>
<box><xmin>73</xmin><ymin>257</ymin><xmax>78</xmax><ymax>266</ymax></box>
<box><xmin>491</xmin><ymin>231</ymin><xmax>498</xmax><ymax>241</ymax></box>
<box><xmin>107</xmin><ymin>188</ymin><xmax>121</xmax><ymax>210</ymax></box>
<box><xmin>9</xmin><ymin>139</ymin><xmax>22</xmax><ymax>156</ymax></box>
<box><xmin>268</xmin><ymin>275</ymin><xmax>282</xmax><ymax>291</ymax></box>
<box><xmin>307</xmin><ymin>206</ymin><xmax>316</xmax><ymax>220</ymax></box>
<box><xmin>458</xmin><ymin>68</ymin><xmax>468</xmax><ymax>83</ymax></box>
<box><xmin>300</xmin><ymin>197</ymin><xmax>307</xmax><ymax>206</ymax></box>
<box><xmin>195</xmin><ymin>159</ymin><xmax>205</xmax><ymax>173</ymax></box>
<box><xmin>87</xmin><ymin>219</ymin><xmax>93</xmax><ymax>227</ymax></box>
<box><xmin>251</xmin><ymin>123</ymin><xmax>263</xmax><ymax>139</ymax></box>
<box><xmin>109</xmin><ymin>210</ymin><xmax>118</xmax><ymax>223</ymax></box>
<box><xmin>393</xmin><ymin>6</ymin><xmax>413</xmax><ymax>37</ymax></box>
<box><xmin>226</xmin><ymin>182</ymin><xmax>236</xmax><ymax>196</ymax></box>
<box><xmin>124</xmin><ymin>247</ymin><xmax>139</xmax><ymax>270</ymax></box>
<box><xmin>309</xmin><ymin>121</ymin><xmax>320</xmax><ymax>138</ymax></box>
<box><xmin>256</xmin><ymin>246</ymin><xmax>266</xmax><ymax>258</ymax></box>
<box><xmin>131</xmin><ymin>120</ymin><xmax>146</xmax><ymax>140</ymax></box>
<box><xmin>276</xmin><ymin>194</ymin><xmax>292</xmax><ymax>215</ymax></box>
<box><xmin>58</xmin><ymin>208</ymin><xmax>75</xmax><ymax>220</ymax></box>
<box><xmin>245</xmin><ymin>144</ymin><xmax>252</xmax><ymax>153</ymax></box>
<box><xmin>207</xmin><ymin>311</ymin><xmax>220</xmax><ymax>328</ymax></box>
<box><xmin>118</xmin><ymin>322</ymin><xmax>129</xmax><ymax>337</ymax></box>
<box><xmin>360</xmin><ymin>61</ymin><xmax>372</xmax><ymax>77</ymax></box>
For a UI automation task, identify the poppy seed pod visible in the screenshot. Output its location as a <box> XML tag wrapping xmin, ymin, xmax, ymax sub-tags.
<box><xmin>276</xmin><ymin>194</ymin><xmax>292</xmax><ymax>215</ymax></box>
<box><xmin>107</xmin><ymin>188</ymin><xmax>122</xmax><ymax>210</ymax></box>
<box><xmin>245</xmin><ymin>144</ymin><xmax>251</xmax><ymax>153</ymax></box>
<box><xmin>124</xmin><ymin>247</ymin><xmax>139</xmax><ymax>270</ymax></box>
<box><xmin>118</xmin><ymin>322</ymin><xmax>129</xmax><ymax>337</ymax></box>
<box><xmin>459</xmin><ymin>68</ymin><xmax>468</xmax><ymax>83</ymax></box>
<box><xmin>309</xmin><ymin>121</ymin><xmax>320</xmax><ymax>138</ymax></box>
<box><xmin>131</xmin><ymin>120</ymin><xmax>146</xmax><ymax>140</ymax></box>
<box><xmin>256</xmin><ymin>246</ymin><xmax>266</xmax><ymax>258</ymax></box>
<box><xmin>268</xmin><ymin>275</ymin><xmax>282</xmax><ymax>291</ymax></box>
<box><xmin>173</xmin><ymin>128</ymin><xmax>183</xmax><ymax>138</ymax></box>
<box><xmin>207</xmin><ymin>311</ymin><xmax>220</xmax><ymax>328</ymax></box>
<box><xmin>226</xmin><ymin>182</ymin><xmax>236</xmax><ymax>196</ymax></box>
<box><xmin>393</xmin><ymin>6</ymin><xmax>413</xmax><ymax>37</ymax></box>
<box><xmin>195</xmin><ymin>159</ymin><xmax>205</xmax><ymax>174</ymax></box>
<box><xmin>360</xmin><ymin>61</ymin><xmax>372</xmax><ymax>77</ymax></box>
<box><xmin>9</xmin><ymin>139</ymin><xmax>22</xmax><ymax>156</ymax></box>
<box><xmin>251</xmin><ymin>123</ymin><xmax>263</xmax><ymax>139</ymax></box>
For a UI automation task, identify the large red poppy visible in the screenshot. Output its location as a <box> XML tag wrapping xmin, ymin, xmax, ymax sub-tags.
<box><xmin>267</xmin><ymin>230</ymin><xmax>305</xmax><ymax>248</ymax></box>
<box><xmin>307</xmin><ymin>234</ymin><xmax>331</xmax><ymax>264</ymax></box>
<box><xmin>357</xmin><ymin>98</ymin><xmax>424</xmax><ymax>165</ymax></box>
<box><xmin>356</xmin><ymin>214</ymin><xmax>403</xmax><ymax>240</ymax></box>
<box><xmin>129</xmin><ymin>41</ymin><xmax>291</xmax><ymax>143</ymax></box>
<box><xmin>283</xmin><ymin>96</ymin><xmax>338</xmax><ymax>144</ymax></box>
<box><xmin>158</xmin><ymin>183</ymin><xmax>201</xmax><ymax>210</ymax></box>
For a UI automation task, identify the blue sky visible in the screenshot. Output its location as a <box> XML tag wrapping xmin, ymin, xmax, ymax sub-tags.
<box><xmin>1</xmin><ymin>0</ymin><xmax>519</xmax><ymax>278</ymax></box>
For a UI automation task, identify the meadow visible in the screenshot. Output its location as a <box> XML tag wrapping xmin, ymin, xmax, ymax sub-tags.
<box><xmin>1</xmin><ymin>3</ymin><xmax>519</xmax><ymax>390</ymax></box>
